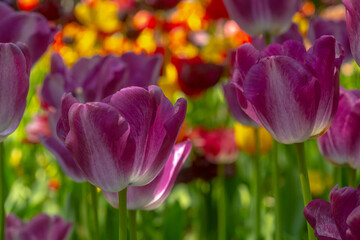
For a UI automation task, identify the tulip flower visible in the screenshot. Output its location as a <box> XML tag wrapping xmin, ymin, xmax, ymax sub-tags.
<box><xmin>0</xmin><ymin>43</ymin><xmax>30</xmax><ymax>142</ymax></box>
<box><xmin>190</xmin><ymin>128</ymin><xmax>238</xmax><ymax>164</ymax></box>
<box><xmin>304</xmin><ymin>185</ymin><xmax>360</xmax><ymax>240</ymax></box>
<box><xmin>223</xmin><ymin>36</ymin><xmax>343</xmax><ymax>144</ymax></box>
<box><xmin>40</xmin><ymin>52</ymin><xmax>162</xmax><ymax>182</ymax></box>
<box><xmin>172</xmin><ymin>57</ymin><xmax>224</xmax><ymax>97</ymax></box>
<box><xmin>57</xmin><ymin>85</ymin><xmax>186</xmax><ymax>192</ymax></box>
<box><xmin>0</xmin><ymin>2</ymin><xmax>55</xmax><ymax>64</ymax></box>
<box><xmin>6</xmin><ymin>213</ymin><xmax>72</xmax><ymax>240</ymax></box>
<box><xmin>318</xmin><ymin>88</ymin><xmax>360</xmax><ymax>169</ymax></box>
<box><xmin>103</xmin><ymin>141</ymin><xmax>192</xmax><ymax>210</ymax></box>
<box><xmin>223</xmin><ymin>0</ymin><xmax>301</xmax><ymax>36</ymax></box>
<box><xmin>343</xmin><ymin>0</ymin><xmax>360</xmax><ymax>66</ymax></box>
<box><xmin>308</xmin><ymin>17</ymin><xmax>352</xmax><ymax>62</ymax></box>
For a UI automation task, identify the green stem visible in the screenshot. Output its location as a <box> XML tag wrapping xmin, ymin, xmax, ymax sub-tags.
<box><xmin>348</xmin><ymin>168</ymin><xmax>357</xmax><ymax>188</ymax></box>
<box><xmin>89</xmin><ymin>184</ymin><xmax>99</xmax><ymax>239</ymax></box>
<box><xmin>129</xmin><ymin>210</ymin><xmax>137</xmax><ymax>240</ymax></box>
<box><xmin>118</xmin><ymin>188</ymin><xmax>127</xmax><ymax>240</ymax></box>
<box><xmin>272</xmin><ymin>141</ymin><xmax>281</xmax><ymax>240</ymax></box>
<box><xmin>217</xmin><ymin>164</ymin><xmax>226</xmax><ymax>240</ymax></box>
<box><xmin>264</xmin><ymin>32</ymin><xmax>271</xmax><ymax>45</ymax></box>
<box><xmin>294</xmin><ymin>142</ymin><xmax>315</xmax><ymax>240</ymax></box>
<box><xmin>0</xmin><ymin>142</ymin><xmax>4</xmax><ymax>240</ymax></box>
<box><xmin>254</xmin><ymin>128</ymin><xmax>261</xmax><ymax>239</ymax></box>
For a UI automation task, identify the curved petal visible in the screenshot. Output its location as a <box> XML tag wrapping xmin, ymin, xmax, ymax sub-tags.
<box><xmin>223</xmin><ymin>0</ymin><xmax>300</xmax><ymax>36</ymax></box>
<box><xmin>82</xmin><ymin>55</ymin><xmax>128</xmax><ymax>102</ymax></box>
<box><xmin>223</xmin><ymin>82</ymin><xmax>259</xmax><ymax>126</ymax></box>
<box><xmin>0</xmin><ymin>43</ymin><xmax>30</xmax><ymax>142</ymax></box>
<box><xmin>305</xmin><ymin>36</ymin><xmax>342</xmax><ymax>137</ymax></box>
<box><xmin>235</xmin><ymin>44</ymin><xmax>260</xmax><ymax>87</ymax></box>
<box><xmin>65</xmin><ymin>102</ymin><xmax>131</xmax><ymax>191</ymax></box>
<box><xmin>41</xmin><ymin>54</ymin><xmax>67</xmax><ymax>108</ymax></box>
<box><xmin>40</xmin><ymin>135</ymin><xmax>85</xmax><ymax>182</ymax></box>
<box><xmin>346</xmin><ymin>205</ymin><xmax>360</xmax><ymax>239</ymax></box>
<box><xmin>104</xmin><ymin>141</ymin><xmax>192</xmax><ymax>210</ymax></box>
<box><xmin>243</xmin><ymin>56</ymin><xmax>320</xmax><ymax>143</ymax></box>
<box><xmin>0</xmin><ymin>11</ymin><xmax>55</xmax><ymax>64</ymax></box>
<box><xmin>120</xmin><ymin>52</ymin><xmax>163</xmax><ymax>88</ymax></box>
<box><xmin>318</xmin><ymin>89</ymin><xmax>360</xmax><ymax>168</ymax></box>
<box><xmin>343</xmin><ymin>0</ymin><xmax>360</xmax><ymax>66</ymax></box>
<box><xmin>329</xmin><ymin>185</ymin><xmax>360</xmax><ymax>239</ymax></box>
<box><xmin>304</xmin><ymin>199</ymin><xmax>342</xmax><ymax>240</ymax></box>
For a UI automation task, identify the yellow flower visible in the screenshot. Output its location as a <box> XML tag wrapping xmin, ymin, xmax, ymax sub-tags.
<box><xmin>234</xmin><ymin>123</ymin><xmax>273</xmax><ymax>155</ymax></box>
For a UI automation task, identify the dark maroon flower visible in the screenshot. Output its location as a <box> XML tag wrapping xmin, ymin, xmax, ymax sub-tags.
<box><xmin>304</xmin><ymin>185</ymin><xmax>360</xmax><ymax>240</ymax></box>
<box><xmin>173</xmin><ymin>57</ymin><xmax>224</xmax><ymax>97</ymax></box>
<box><xmin>143</xmin><ymin>0</ymin><xmax>181</xmax><ymax>10</ymax></box>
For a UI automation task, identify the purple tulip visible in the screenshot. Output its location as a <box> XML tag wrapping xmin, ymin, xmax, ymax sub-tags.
<box><xmin>0</xmin><ymin>3</ymin><xmax>56</xmax><ymax>64</ymax></box>
<box><xmin>304</xmin><ymin>185</ymin><xmax>360</xmax><ymax>240</ymax></box>
<box><xmin>103</xmin><ymin>141</ymin><xmax>191</xmax><ymax>210</ymax></box>
<box><xmin>308</xmin><ymin>17</ymin><xmax>352</xmax><ymax>62</ymax></box>
<box><xmin>223</xmin><ymin>0</ymin><xmax>301</xmax><ymax>36</ymax></box>
<box><xmin>6</xmin><ymin>213</ymin><xmax>72</xmax><ymax>240</ymax></box>
<box><xmin>40</xmin><ymin>52</ymin><xmax>162</xmax><ymax>182</ymax></box>
<box><xmin>343</xmin><ymin>0</ymin><xmax>360</xmax><ymax>66</ymax></box>
<box><xmin>57</xmin><ymin>85</ymin><xmax>186</xmax><ymax>192</ymax></box>
<box><xmin>223</xmin><ymin>36</ymin><xmax>344</xmax><ymax>144</ymax></box>
<box><xmin>318</xmin><ymin>88</ymin><xmax>360</xmax><ymax>169</ymax></box>
<box><xmin>0</xmin><ymin>43</ymin><xmax>30</xmax><ymax>142</ymax></box>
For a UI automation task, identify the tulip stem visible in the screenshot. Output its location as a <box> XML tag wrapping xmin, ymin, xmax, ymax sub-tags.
<box><xmin>119</xmin><ymin>188</ymin><xmax>127</xmax><ymax>240</ymax></box>
<box><xmin>294</xmin><ymin>142</ymin><xmax>315</xmax><ymax>240</ymax></box>
<box><xmin>0</xmin><ymin>142</ymin><xmax>4</xmax><ymax>240</ymax></box>
<box><xmin>217</xmin><ymin>164</ymin><xmax>226</xmax><ymax>240</ymax></box>
<box><xmin>89</xmin><ymin>184</ymin><xmax>99</xmax><ymax>239</ymax></box>
<box><xmin>129</xmin><ymin>210</ymin><xmax>137</xmax><ymax>240</ymax></box>
<box><xmin>348</xmin><ymin>168</ymin><xmax>357</xmax><ymax>188</ymax></box>
<box><xmin>272</xmin><ymin>141</ymin><xmax>282</xmax><ymax>240</ymax></box>
<box><xmin>254</xmin><ymin>128</ymin><xmax>261</xmax><ymax>239</ymax></box>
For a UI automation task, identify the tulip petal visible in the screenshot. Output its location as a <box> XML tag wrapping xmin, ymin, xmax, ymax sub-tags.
<box><xmin>0</xmin><ymin>10</ymin><xmax>55</xmax><ymax>64</ymax></box>
<box><xmin>329</xmin><ymin>185</ymin><xmax>360</xmax><ymax>239</ymax></box>
<box><xmin>343</xmin><ymin>0</ymin><xmax>360</xmax><ymax>66</ymax></box>
<box><xmin>223</xmin><ymin>82</ymin><xmax>259</xmax><ymax>126</ymax></box>
<box><xmin>304</xmin><ymin>199</ymin><xmax>342</xmax><ymax>240</ymax></box>
<box><xmin>120</xmin><ymin>52</ymin><xmax>163</xmax><ymax>88</ymax></box>
<box><xmin>104</xmin><ymin>141</ymin><xmax>192</xmax><ymax>210</ymax></box>
<box><xmin>41</xmin><ymin>54</ymin><xmax>67</xmax><ymax>108</ymax></box>
<box><xmin>223</xmin><ymin>0</ymin><xmax>300</xmax><ymax>36</ymax></box>
<box><xmin>305</xmin><ymin>36</ymin><xmax>341</xmax><ymax>137</ymax></box>
<box><xmin>65</xmin><ymin>102</ymin><xmax>131</xmax><ymax>191</ymax></box>
<box><xmin>40</xmin><ymin>135</ymin><xmax>85</xmax><ymax>182</ymax></box>
<box><xmin>346</xmin><ymin>205</ymin><xmax>360</xmax><ymax>239</ymax></box>
<box><xmin>0</xmin><ymin>43</ymin><xmax>30</xmax><ymax>142</ymax></box>
<box><xmin>235</xmin><ymin>44</ymin><xmax>260</xmax><ymax>87</ymax></box>
<box><xmin>243</xmin><ymin>56</ymin><xmax>320</xmax><ymax>143</ymax></box>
